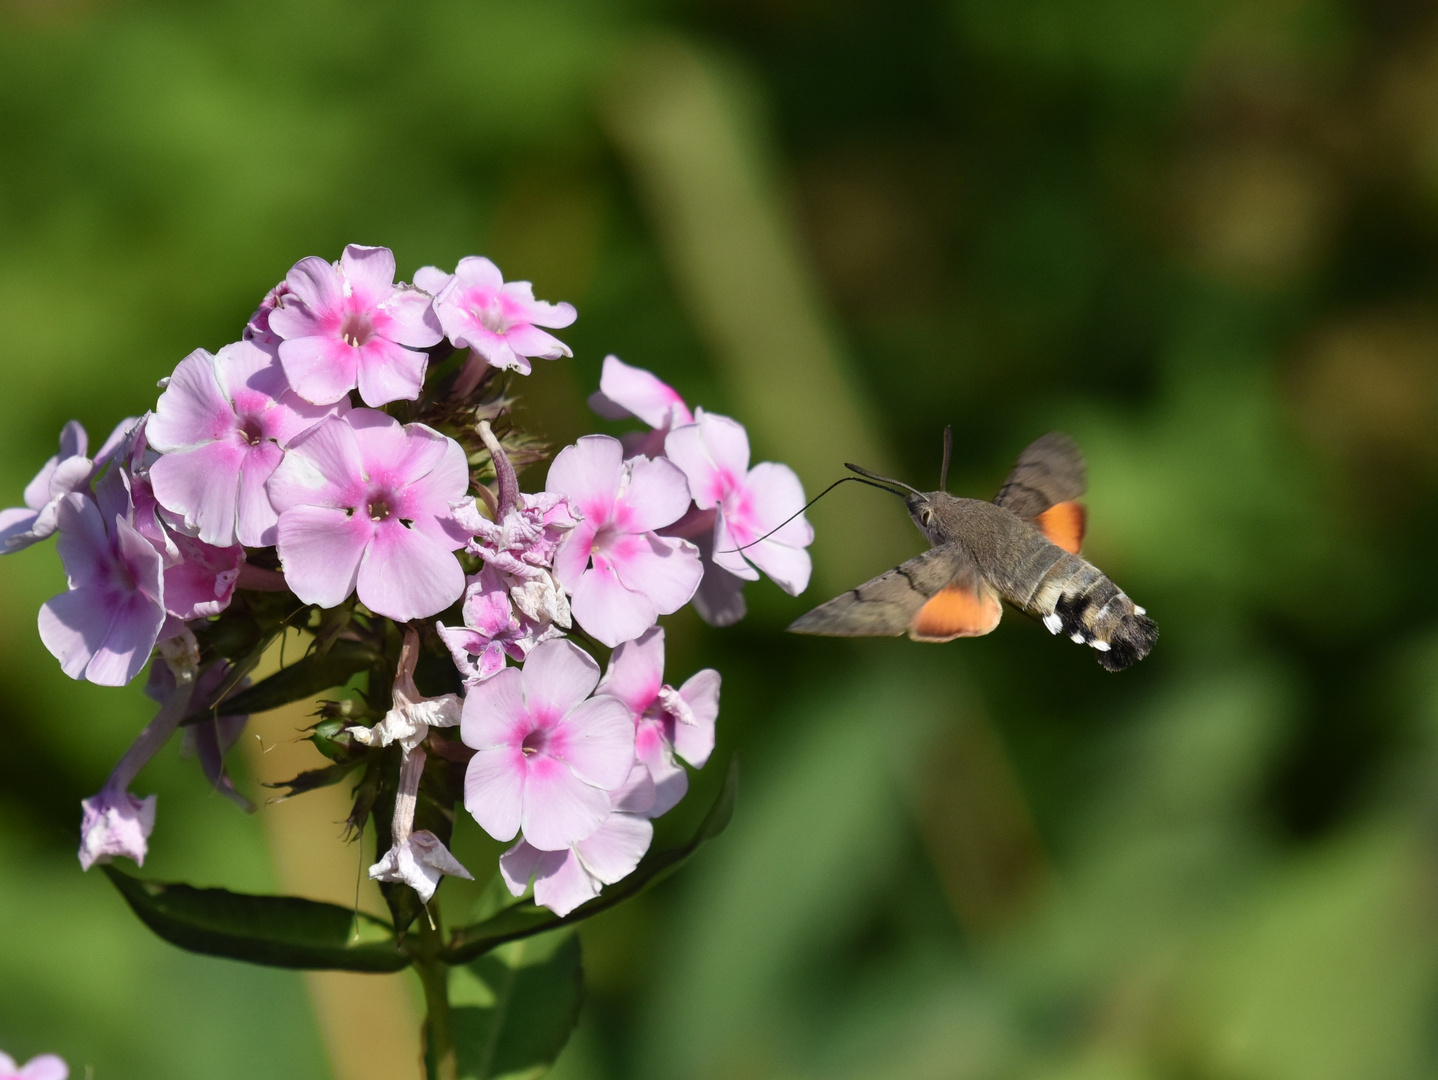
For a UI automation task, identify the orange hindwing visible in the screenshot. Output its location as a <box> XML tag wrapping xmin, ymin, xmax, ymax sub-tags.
<box><xmin>908</xmin><ymin>582</ymin><xmax>1003</xmax><ymax>643</ymax></box>
<box><xmin>1035</xmin><ymin>500</ymin><xmax>1085</xmax><ymax>554</ymax></box>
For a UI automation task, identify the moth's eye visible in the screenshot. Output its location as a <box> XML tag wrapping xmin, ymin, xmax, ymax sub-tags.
<box><xmin>921</xmin><ymin>508</ymin><xmax>934</xmax><ymax>526</ymax></box>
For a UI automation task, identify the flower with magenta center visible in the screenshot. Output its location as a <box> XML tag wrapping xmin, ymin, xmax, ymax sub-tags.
<box><xmin>547</xmin><ymin>435</ymin><xmax>702</xmax><ymax>648</ymax></box>
<box><xmin>597</xmin><ymin>626</ymin><xmax>719</xmax><ymax>815</ymax></box>
<box><xmin>269</xmin><ymin>244</ymin><xmax>442</xmax><ymax>407</ymax></box>
<box><xmin>267</xmin><ymin>408</ymin><xmax>470</xmax><ymax>621</ymax></box>
<box><xmin>424</xmin><ymin>256</ymin><xmax>576</xmax><ymax>376</ymax></box>
<box><xmin>147</xmin><ymin>340</ymin><xmax>346</xmax><ymax>546</ymax></box>
<box><xmin>462</xmin><ymin>637</ymin><xmax>635</xmax><ymax>851</ymax></box>
<box><xmin>39</xmin><ymin>491</ymin><xmax>167</xmax><ymax>686</ymax></box>
<box><xmin>665</xmin><ymin>407</ymin><xmax>814</xmax><ymax>597</ymax></box>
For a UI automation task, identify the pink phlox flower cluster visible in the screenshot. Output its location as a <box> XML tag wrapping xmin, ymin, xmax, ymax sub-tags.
<box><xmin>147</xmin><ymin>339</ymin><xmax>347</xmax><ymax>547</ymax></box>
<box><xmin>461</xmin><ymin>638</ymin><xmax>635</xmax><ymax>852</ymax></box>
<box><xmin>546</xmin><ymin>435</ymin><xmax>702</xmax><ymax>648</ymax></box>
<box><xmin>596</xmin><ymin>626</ymin><xmax>719</xmax><ymax>816</ymax></box>
<box><xmin>269</xmin><ymin>244</ymin><xmax>442</xmax><ymax>408</ymax></box>
<box><xmin>499</xmin><ymin>763</ymin><xmax>656</xmax><ymax>917</ymax></box>
<box><xmin>0</xmin><ymin>1050</ymin><xmax>67</xmax><ymax>1080</ymax></box>
<box><xmin>267</xmin><ymin>409</ymin><xmax>470</xmax><ymax>621</ymax></box>
<box><xmin>437</xmin><ymin>566</ymin><xmax>563</xmax><ymax>688</ymax></box>
<box><xmin>418</xmin><ymin>256</ymin><xmax>576</xmax><ymax>377</ymax></box>
<box><xmin>587</xmin><ymin>356</ymin><xmax>814</xmax><ymax>627</ymax></box>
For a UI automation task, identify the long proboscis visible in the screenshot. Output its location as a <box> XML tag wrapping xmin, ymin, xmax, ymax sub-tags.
<box><xmin>719</xmin><ymin>474</ymin><xmax>909</xmax><ymax>553</ymax></box>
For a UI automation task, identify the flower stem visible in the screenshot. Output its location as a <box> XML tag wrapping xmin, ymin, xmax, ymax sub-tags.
<box><xmin>416</xmin><ymin>915</ymin><xmax>457</xmax><ymax>1080</ymax></box>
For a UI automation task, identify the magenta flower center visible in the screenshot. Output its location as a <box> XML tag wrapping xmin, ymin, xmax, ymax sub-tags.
<box><xmin>239</xmin><ymin>417</ymin><xmax>265</xmax><ymax>446</ymax></box>
<box><xmin>468</xmin><ymin>293</ymin><xmax>511</xmax><ymax>335</ymax></box>
<box><xmin>367</xmin><ymin>494</ymin><xmax>393</xmax><ymax>522</ymax></box>
<box><xmin>341</xmin><ymin>310</ymin><xmax>375</xmax><ymax>348</ymax></box>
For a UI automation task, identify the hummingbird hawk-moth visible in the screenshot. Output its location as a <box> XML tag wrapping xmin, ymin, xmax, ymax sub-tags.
<box><xmin>788</xmin><ymin>432</ymin><xmax>1157</xmax><ymax>671</ymax></box>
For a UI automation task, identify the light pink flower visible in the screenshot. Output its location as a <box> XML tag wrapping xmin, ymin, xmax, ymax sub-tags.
<box><xmin>269</xmin><ymin>244</ymin><xmax>442</xmax><ymax>407</ymax></box>
<box><xmin>0</xmin><ymin>421</ymin><xmax>98</xmax><ymax>553</ymax></box>
<box><xmin>499</xmin><ymin>764</ymin><xmax>656</xmax><ymax>916</ymax></box>
<box><xmin>426</xmin><ymin>257</ymin><xmax>576</xmax><ymax>376</ymax></box>
<box><xmin>588</xmin><ymin>355</ymin><xmax>693</xmax><ymax>458</ymax></box>
<box><xmin>147</xmin><ymin>340</ymin><xmax>345</xmax><ymax>546</ymax></box>
<box><xmin>267</xmin><ymin>409</ymin><xmax>470</xmax><ymax>621</ymax></box>
<box><xmin>461</xmin><ymin>638</ymin><xmax>635</xmax><ymax>851</ymax></box>
<box><xmin>665</xmin><ymin>408</ymin><xmax>813</xmax><ymax>596</ymax></box>
<box><xmin>0</xmin><ymin>1051</ymin><xmax>68</xmax><ymax>1080</ymax></box>
<box><xmin>243</xmin><ymin>280</ymin><xmax>292</xmax><ymax>347</ymax></box>
<box><xmin>371</xmin><ymin>827</ymin><xmax>473</xmax><ymax>904</ymax></box>
<box><xmin>597</xmin><ymin>626</ymin><xmax>719</xmax><ymax>815</ymax></box>
<box><xmin>438</xmin><ymin>566</ymin><xmax>560</xmax><ymax>687</ymax></box>
<box><xmin>39</xmin><ymin>492</ymin><xmax>166</xmax><ymax>687</ymax></box>
<box><xmin>546</xmin><ymin>436</ymin><xmax>702</xmax><ymax>648</ymax></box>
<box><xmin>350</xmin><ymin>627</ymin><xmax>462</xmax><ymax>752</ymax></box>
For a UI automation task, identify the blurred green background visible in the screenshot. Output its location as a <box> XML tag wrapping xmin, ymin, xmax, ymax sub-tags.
<box><xmin>5</xmin><ymin>0</ymin><xmax>1438</xmax><ymax>1077</ymax></box>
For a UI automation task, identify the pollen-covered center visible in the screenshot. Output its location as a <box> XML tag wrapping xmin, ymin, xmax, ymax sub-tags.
<box><xmin>367</xmin><ymin>495</ymin><xmax>393</xmax><ymax>522</ymax></box>
<box><xmin>340</xmin><ymin>311</ymin><xmax>375</xmax><ymax>348</ymax></box>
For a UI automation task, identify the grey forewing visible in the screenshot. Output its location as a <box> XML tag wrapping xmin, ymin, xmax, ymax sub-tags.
<box><xmin>787</xmin><ymin>544</ymin><xmax>974</xmax><ymax>637</ymax></box>
<box><xmin>993</xmin><ymin>432</ymin><xmax>1086</xmax><ymax>519</ymax></box>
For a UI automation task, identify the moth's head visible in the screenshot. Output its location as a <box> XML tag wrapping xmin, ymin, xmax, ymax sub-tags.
<box><xmin>907</xmin><ymin>491</ymin><xmax>959</xmax><ymax>544</ymax></box>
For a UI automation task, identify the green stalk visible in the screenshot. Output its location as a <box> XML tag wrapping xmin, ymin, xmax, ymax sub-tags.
<box><xmin>416</xmin><ymin>913</ymin><xmax>457</xmax><ymax>1080</ymax></box>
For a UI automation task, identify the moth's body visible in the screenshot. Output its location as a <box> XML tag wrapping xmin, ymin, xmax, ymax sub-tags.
<box><xmin>789</xmin><ymin>433</ymin><xmax>1157</xmax><ymax>671</ymax></box>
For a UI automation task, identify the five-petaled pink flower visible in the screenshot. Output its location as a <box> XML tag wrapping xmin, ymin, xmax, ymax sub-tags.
<box><xmin>499</xmin><ymin>764</ymin><xmax>656</xmax><ymax>916</ymax></box>
<box><xmin>597</xmin><ymin>626</ymin><xmax>719</xmax><ymax>815</ymax></box>
<box><xmin>546</xmin><ymin>436</ymin><xmax>702</xmax><ymax>648</ymax></box>
<box><xmin>666</xmin><ymin>408</ymin><xmax>813</xmax><ymax>597</ymax></box>
<box><xmin>0</xmin><ymin>1050</ymin><xmax>68</xmax><ymax>1080</ymax></box>
<box><xmin>267</xmin><ymin>409</ymin><xmax>470</xmax><ymax>621</ymax></box>
<box><xmin>269</xmin><ymin>244</ymin><xmax>442</xmax><ymax>407</ymax></box>
<box><xmin>424</xmin><ymin>256</ymin><xmax>576</xmax><ymax>376</ymax></box>
<box><xmin>39</xmin><ymin>492</ymin><xmax>167</xmax><ymax>687</ymax></box>
<box><xmin>461</xmin><ymin>638</ymin><xmax>634</xmax><ymax>851</ymax></box>
<box><xmin>147</xmin><ymin>340</ymin><xmax>345</xmax><ymax>547</ymax></box>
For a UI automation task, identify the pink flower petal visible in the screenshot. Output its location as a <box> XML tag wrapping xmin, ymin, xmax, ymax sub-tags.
<box><xmin>546</xmin><ymin>436</ymin><xmax>623</xmax><ymax>522</ymax></box>
<box><xmin>501</xmin><ymin>323</ymin><xmax>572</xmax><ymax>360</ymax></box>
<box><xmin>146</xmin><ymin>348</ymin><xmax>234</xmax><ymax>449</ymax></box>
<box><xmin>275</xmin><ymin>255</ymin><xmax>343</xmax><ymax>327</ymax></box>
<box><xmin>674</xmin><ymin>668</ymin><xmax>720</xmax><ymax>767</ymax></box>
<box><xmin>635</xmin><ymin>722</ymin><xmax>689</xmax><ymax>816</ymax></box>
<box><xmin>454</xmin><ymin>255</ymin><xmax>504</xmax><ymax>291</ymax></box>
<box><xmin>743</xmin><ymin>461</ymin><xmax>815</xmax><ymax>547</ymax></box>
<box><xmin>597</xmin><ymin>626</ymin><xmax>665</xmax><ymax>715</ymax></box>
<box><xmin>594</xmin><ymin>355</ymin><xmax>692</xmax><ymax>429</ymax></box>
<box><xmin>570</xmin><ymin>557</ymin><xmax>658</xmax><ymax>648</ymax></box>
<box><xmin>620</xmin><ymin>455</ymin><xmax>693</xmax><ymax>533</ymax></box>
<box><xmin>275</xmin><ymin>505</ymin><xmax>371</xmax><ymax>608</ymax></box>
<box><xmin>464</xmin><ymin>745</ymin><xmax>526</xmax><ymax>842</ymax></box>
<box><xmin>576</xmin><ymin>812</ymin><xmax>653</xmax><ymax>884</ymax></box>
<box><xmin>356</xmin><ymin>520</ymin><xmax>464</xmax><ymax>621</ymax></box>
<box><xmin>149</xmin><ymin>439</ymin><xmax>247</xmax><ymax>546</ymax></box>
<box><xmin>556</xmin><ymin>695</ymin><xmax>635</xmax><ymax>791</ymax></box>
<box><xmin>414</xmin><ymin>265</ymin><xmax>453</xmax><ymax>295</ymax></box>
<box><xmin>520</xmin><ymin>754</ymin><xmax>611</xmax><ymax>850</ymax></box>
<box><xmin>18</xmin><ymin>1053</ymin><xmax>69</xmax><ymax>1080</ymax></box>
<box><xmin>520</xmin><ymin>638</ymin><xmax>601</xmax><ymax>718</ymax></box>
<box><xmin>608</xmin><ymin>533</ymin><xmax>702</xmax><ymax>616</ymax></box>
<box><xmin>532</xmin><ymin>848</ymin><xmax>601</xmax><ymax>916</ymax></box>
<box><xmin>461</xmin><ymin>666</ymin><xmax>528</xmax><ymax>748</ymax></box>
<box><xmin>499</xmin><ymin>840</ymin><xmax>567</xmax><ymax>897</ymax></box>
<box><xmin>340</xmin><ymin>243</ymin><xmax>397</xmax><ymax>296</ymax></box>
<box><xmin>266</xmin><ymin>415</ymin><xmax>365</xmax><ymax>511</ymax></box>
<box><xmin>355</xmin><ymin>338</ymin><xmax>430</xmax><ymax>407</ymax></box>
<box><xmin>234</xmin><ymin>443</ymin><xmax>284</xmax><ymax>547</ymax></box>
<box><xmin>277</xmin><ymin>336</ymin><xmax>360</xmax><ymax>406</ymax></box>
<box><xmin>552</xmin><ymin>520</ymin><xmax>598</xmax><ymax>591</ymax></box>
<box><xmin>378</xmin><ymin>284</ymin><xmax>444</xmax><ymax>348</ymax></box>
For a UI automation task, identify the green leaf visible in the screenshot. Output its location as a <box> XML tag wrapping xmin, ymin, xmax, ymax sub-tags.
<box><xmin>102</xmin><ymin>866</ymin><xmax>409</xmax><ymax>972</ymax></box>
<box><xmin>218</xmin><ymin>638</ymin><xmax>377</xmax><ymax>716</ymax></box>
<box><xmin>445</xmin><ymin>930</ymin><xmax>584</xmax><ymax>1080</ymax></box>
<box><xmin>442</xmin><ymin>756</ymin><xmax>738</xmax><ymax>965</ymax></box>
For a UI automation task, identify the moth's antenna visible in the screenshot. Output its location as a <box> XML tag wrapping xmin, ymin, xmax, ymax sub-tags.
<box><xmin>844</xmin><ymin>462</ymin><xmax>924</xmax><ymax>497</ymax></box>
<box><xmin>939</xmin><ymin>425</ymin><xmax>953</xmax><ymax>492</ymax></box>
<box><xmin>720</xmin><ymin>475</ymin><xmax>904</xmax><ymax>553</ymax></box>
